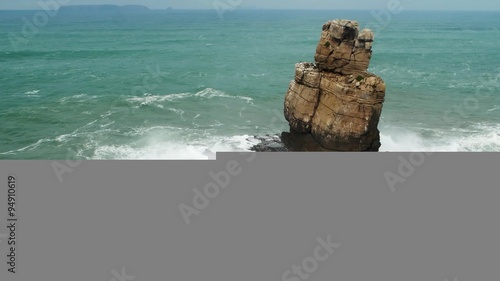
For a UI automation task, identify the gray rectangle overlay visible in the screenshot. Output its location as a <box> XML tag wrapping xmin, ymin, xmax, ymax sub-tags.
<box><xmin>0</xmin><ymin>153</ymin><xmax>498</xmax><ymax>281</ymax></box>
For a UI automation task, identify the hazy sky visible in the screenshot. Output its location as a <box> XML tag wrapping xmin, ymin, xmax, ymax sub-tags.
<box><xmin>1</xmin><ymin>0</ymin><xmax>499</xmax><ymax>11</ymax></box>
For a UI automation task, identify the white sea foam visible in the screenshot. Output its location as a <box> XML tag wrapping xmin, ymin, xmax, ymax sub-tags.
<box><xmin>90</xmin><ymin>135</ymin><xmax>256</xmax><ymax>160</ymax></box>
<box><xmin>59</xmin><ymin>94</ymin><xmax>98</xmax><ymax>104</ymax></box>
<box><xmin>104</xmin><ymin>124</ymin><xmax>500</xmax><ymax>159</ymax></box>
<box><xmin>0</xmin><ymin>138</ymin><xmax>50</xmax><ymax>155</ymax></box>
<box><xmin>82</xmin><ymin>121</ymin><xmax>500</xmax><ymax>159</ymax></box>
<box><xmin>380</xmin><ymin>123</ymin><xmax>500</xmax><ymax>152</ymax></box>
<box><xmin>23</xmin><ymin>90</ymin><xmax>40</xmax><ymax>97</ymax></box>
<box><xmin>127</xmin><ymin>92</ymin><xmax>191</xmax><ymax>105</ymax></box>
<box><xmin>487</xmin><ymin>106</ymin><xmax>500</xmax><ymax>112</ymax></box>
<box><xmin>380</xmin><ymin>130</ymin><xmax>460</xmax><ymax>152</ymax></box>
<box><xmin>126</xmin><ymin>88</ymin><xmax>254</xmax><ymax>107</ymax></box>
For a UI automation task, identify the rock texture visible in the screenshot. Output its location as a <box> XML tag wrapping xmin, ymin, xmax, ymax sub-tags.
<box><xmin>283</xmin><ymin>19</ymin><xmax>386</xmax><ymax>151</ymax></box>
<box><xmin>314</xmin><ymin>20</ymin><xmax>374</xmax><ymax>74</ymax></box>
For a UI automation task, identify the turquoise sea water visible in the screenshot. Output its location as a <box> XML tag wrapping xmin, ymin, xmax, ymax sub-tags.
<box><xmin>1</xmin><ymin>9</ymin><xmax>500</xmax><ymax>159</ymax></box>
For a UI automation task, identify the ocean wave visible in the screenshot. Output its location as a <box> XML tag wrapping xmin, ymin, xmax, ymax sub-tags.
<box><xmin>59</xmin><ymin>94</ymin><xmax>99</xmax><ymax>104</ymax></box>
<box><xmin>447</xmin><ymin>82</ymin><xmax>477</xmax><ymax>89</ymax></box>
<box><xmin>380</xmin><ymin>123</ymin><xmax>500</xmax><ymax>152</ymax></box>
<box><xmin>0</xmin><ymin>49</ymin><xmax>141</xmax><ymax>60</ymax></box>
<box><xmin>486</xmin><ymin>106</ymin><xmax>500</xmax><ymax>112</ymax></box>
<box><xmin>123</xmin><ymin>125</ymin><xmax>190</xmax><ymax>137</ymax></box>
<box><xmin>126</xmin><ymin>88</ymin><xmax>254</xmax><ymax>107</ymax></box>
<box><xmin>23</xmin><ymin>90</ymin><xmax>40</xmax><ymax>97</ymax></box>
<box><xmin>90</xmin><ymin>135</ymin><xmax>256</xmax><ymax>160</ymax></box>
<box><xmin>126</xmin><ymin>92</ymin><xmax>191</xmax><ymax>104</ymax></box>
<box><xmin>0</xmin><ymin>138</ymin><xmax>50</xmax><ymax>155</ymax></box>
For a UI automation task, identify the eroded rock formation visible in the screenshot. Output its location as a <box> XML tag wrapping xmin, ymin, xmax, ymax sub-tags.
<box><xmin>283</xmin><ymin>19</ymin><xmax>386</xmax><ymax>151</ymax></box>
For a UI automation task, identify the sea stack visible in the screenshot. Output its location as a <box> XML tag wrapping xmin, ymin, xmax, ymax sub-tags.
<box><xmin>283</xmin><ymin>19</ymin><xmax>386</xmax><ymax>151</ymax></box>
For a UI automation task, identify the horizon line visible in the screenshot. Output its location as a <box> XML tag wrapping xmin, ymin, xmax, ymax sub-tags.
<box><xmin>0</xmin><ymin>7</ymin><xmax>499</xmax><ymax>12</ymax></box>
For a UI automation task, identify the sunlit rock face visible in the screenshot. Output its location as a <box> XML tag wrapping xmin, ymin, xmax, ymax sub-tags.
<box><xmin>283</xmin><ymin>19</ymin><xmax>386</xmax><ymax>151</ymax></box>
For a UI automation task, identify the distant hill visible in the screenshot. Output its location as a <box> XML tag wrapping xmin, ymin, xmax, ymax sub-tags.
<box><xmin>59</xmin><ymin>5</ymin><xmax>151</xmax><ymax>13</ymax></box>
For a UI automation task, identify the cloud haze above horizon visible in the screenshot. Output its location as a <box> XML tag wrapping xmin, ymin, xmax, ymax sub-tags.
<box><xmin>1</xmin><ymin>0</ymin><xmax>499</xmax><ymax>11</ymax></box>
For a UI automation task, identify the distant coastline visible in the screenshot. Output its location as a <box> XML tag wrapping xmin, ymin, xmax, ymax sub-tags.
<box><xmin>58</xmin><ymin>4</ymin><xmax>152</xmax><ymax>13</ymax></box>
